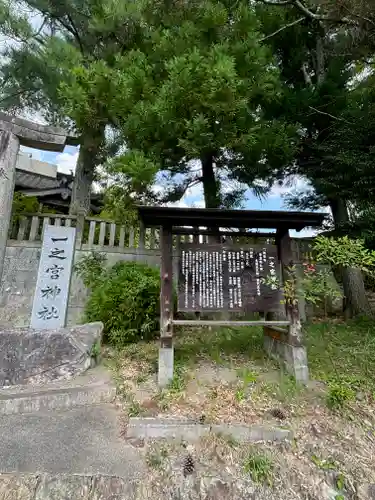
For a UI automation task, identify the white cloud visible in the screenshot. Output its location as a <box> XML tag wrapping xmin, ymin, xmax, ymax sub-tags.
<box><xmin>55</xmin><ymin>151</ymin><xmax>79</xmax><ymax>175</ymax></box>
<box><xmin>19</xmin><ymin>146</ymin><xmax>43</xmax><ymax>161</ymax></box>
<box><xmin>269</xmin><ymin>175</ymin><xmax>311</xmax><ymax>199</ymax></box>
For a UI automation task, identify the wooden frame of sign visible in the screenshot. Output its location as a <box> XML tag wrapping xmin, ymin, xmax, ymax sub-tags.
<box><xmin>137</xmin><ymin>206</ymin><xmax>326</xmax><ymax>386</ymax></box>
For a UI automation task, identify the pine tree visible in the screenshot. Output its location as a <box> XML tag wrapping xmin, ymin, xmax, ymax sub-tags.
<box><xmin>65</xmin><ymin>0</ymin><xmax>296</xmax><ymax>209</ymax></box>
<box><xmin>0</xmin><ymin>0</ymin><xmax>146</xmax><ymax>213</ymax></box>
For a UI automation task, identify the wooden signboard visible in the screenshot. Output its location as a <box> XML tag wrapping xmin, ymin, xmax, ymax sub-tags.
<box><xmin>178</xmin><ymin>243</ymin><xmax>281</xmax><ymax>313</ymax></box>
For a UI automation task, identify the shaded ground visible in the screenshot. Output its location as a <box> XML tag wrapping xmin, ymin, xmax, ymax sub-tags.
<box><xmin>106</xmin><ymin>319</ymin><xmax>375</xmax><ymax>499</ymax></box>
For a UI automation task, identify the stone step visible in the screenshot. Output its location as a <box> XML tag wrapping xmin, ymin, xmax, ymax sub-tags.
<box><xmin>0</xmin><ymin>404</ymin><xmax>145</xmax><ymax>479</ymax></box>
<box><xmin>126</xmin><ymin>417</ymin><xmax>293</xmax><ymax>443</ymax></box>
<box><xmin>0</xmin><ymin>366</ymin><xmax>116</xmax><ymax>415</ymax></box>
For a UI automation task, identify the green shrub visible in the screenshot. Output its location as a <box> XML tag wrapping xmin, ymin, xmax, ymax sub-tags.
<box><xmin>327</xmin><ymin>382</ymin><xmax>355</xmax><ymax>410</ymax></box>
<box><xmin>85</xmin><ymin>261</ymin><xmax>160</xmax><ymax>346</ymax></box>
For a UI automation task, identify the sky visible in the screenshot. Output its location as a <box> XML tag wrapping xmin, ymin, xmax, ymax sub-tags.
<box><xmin>20</xmin><ymin>143</ymin><xmax>323</xmax><ymax>237</ymax></box>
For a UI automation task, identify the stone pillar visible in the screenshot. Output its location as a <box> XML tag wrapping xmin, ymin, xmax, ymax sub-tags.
<box><xmin>0</xmin><ymin>131</ymin><xmax>20</xmax><ymax>284</ymax></box>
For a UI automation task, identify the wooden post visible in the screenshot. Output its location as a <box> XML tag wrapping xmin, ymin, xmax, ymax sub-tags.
<box><xmin>277</xmin><ymin>228</ymin><xmax>302</xmax><ymax>340</ymax></box>
<box><xmin>275</xmin><ymin>228</ymin><xmax>309</xmax><ymax>383</ymax></box>
<box><xmin>159</xmin><ymin>225</ymin><xmax>174</xmax><ymax>387</ymax></box>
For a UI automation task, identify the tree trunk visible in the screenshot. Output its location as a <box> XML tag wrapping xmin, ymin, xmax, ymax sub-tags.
<box><xmin>201</xmin><ymin>153</ymin><xmax>221</xmax><ymax>244</ymax></box>
<box><xmin>330</xmin><ymin>198</ymin><xmax>372</xmax><ymax>317</ymax></box>
<box><xmin>69</xmin><ymin>127</ymin><xmax>105</xmax><ymax>215</ymax></box>
<box><xmin>201</xmin><ymin>153</ymin><xmax>220</xmax><ymax>209</ymax></box>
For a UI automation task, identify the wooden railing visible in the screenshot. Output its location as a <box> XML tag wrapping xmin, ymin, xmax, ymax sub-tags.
<box><xmin>7</xmin><ymin>212</ymin><xmax>316</xmax><ymax>260</ymax></box>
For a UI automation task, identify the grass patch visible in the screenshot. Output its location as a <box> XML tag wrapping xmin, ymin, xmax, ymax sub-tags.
<box><xmin>305</xmin><ymin>318</ymin><xmax>375</xmax><ymax>393</ymax></box>
<box><xmin>326</xmin><ymin>382</ymin><xmax>356</xmax><ymax>410</ymax></box>
<box><xmin>145</xmin><ymin>444</ymin><xmax>169</xmax><ymax>468</ymax></box>
<box><xmin>261</xmin><ymin>373</ymin><xmax>305</xmax><ymax>403</ymax></box>
<box><xmin>243</xmin><ymin>450</ymin><xmax>273</xmax><ymax>484</ymax></box>
<box><xmin>174</xmin><ymin>326</ymin><xmax>266</xmax><ymax>367</ymax></box>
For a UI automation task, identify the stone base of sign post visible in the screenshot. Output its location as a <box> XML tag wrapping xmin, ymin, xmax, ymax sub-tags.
<box><xmin>263</xmin><ymin>326</ymin><xmax>309</xmax><ymax>383</ymax></box>
<box><xmin>158</xmin><ymin>346</ymin><xmax>174</xmax><ymax>387</ymax></box>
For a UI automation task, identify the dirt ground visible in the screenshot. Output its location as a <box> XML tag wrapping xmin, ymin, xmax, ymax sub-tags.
<box><xmin>105</xmin><ymin>325</ymin><xmax>375</xmax><ymax>500</ymax></box>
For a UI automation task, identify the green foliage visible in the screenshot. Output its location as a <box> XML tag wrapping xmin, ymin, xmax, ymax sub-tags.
<box><xmin>300</xmin><ymin>264</ymin><xmax>342</xmax><ymax>306</ymax></box>
<box><xmin>74</xmin><ymin>252</ymin><xmax>107</xmax><ymax>288</ymax></box>
<box><xmin>305</xmin><ymin>318</ymin><xmax>375</xmax><ymax>395</ymax></box>
<box><xmin>311</xmin><ymin>454</ymin><xmax>337</xmax><ymax>471</ymax></box>
<box><xmin>314</xmin><ymin>236</ymin><xmax>375</xmax><ymax>275</ymax></box>
<box><xmin>11</xmin><ymin>193</ymin><xmax>39</xmax><ymax>218</ymax></box>
<box><xmin>243</xmin><ymin>451</ymin><xmax>273</xmax><ymax>484</ymax></box>
<box><xmin>84</xmin><ymin>261</ymin><xmax>160</xmax><ymax>346</ymax></box>
<box><xmin>326</xmin><ymin>382</ymin><xmax>356</xmax><ymax>410</ymax></box>
<box><xmin>145</xmin><ymin>444</ymin><xmax>168</xmax><ymax>469</ymax></box>
<box><xmin>67</xmin><ymin>0</ymin><xmax>296</xmax><ymax>208</ymax></box>
<box><xmin>262</xmin><ymin>263</ymin><xmax>342</xmax><ymax>307</ymax></box>
<box><xmin>101</xmin><ymin>150</ymin><xmax>158</xmax><ymax>224</ymax></box>
<box><xmin>90</xmin><ymin>341</ymin><xmax>101</xmax><ymax>360</ymax></box>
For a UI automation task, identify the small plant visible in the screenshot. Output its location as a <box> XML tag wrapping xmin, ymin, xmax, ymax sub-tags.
<box><xmin>311</xmin><ymin>454</ymin><xmax>337</xmax><ymax>470</ymax></box>
<box><xmin>136</xmin><ymin>373</ymin><xmax>148</xmax><ymax>384</ymax></box>
<box><xmin>166</xmin><ymin>363</ymin><xmax>187</xmax><ymax>395</ymax></box>
<box><xmin>235</xmin><ymin>388</ymin><xmax>246</xmax><ymax>402</ymax></box>
<box><xmin>243</xmin><ymin>450</ymin><xmax>273</xmax><ymax>484</ymax></box>
<box><xmin>238</xmin><ymin>368</ymin><xmax>258</xmax><ymax>386</ymax></box>
<box><xmin>128</xmin><ymin>400</ymin><xmax>144</xmax><ymax>417</ymax></box>
<box><xmin>146</xmin><ymin>445</ymin><xmax>168</xmax><ymax>468</ymax></box>
<box><xmin>327</xmin><ymin>382</ymin><xmax>355</xmax><ymax>410</ymax></box>
<box><xmin>90</xmin><ymin>341</ymin><xmax>101</xmax><ymax>360</ymax></box>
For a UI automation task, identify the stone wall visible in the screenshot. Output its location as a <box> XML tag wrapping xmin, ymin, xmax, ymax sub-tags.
<box><xmin>0</xmin><ymin>242</ymin><xmax>162</xmax><ymax>328</ymax></box>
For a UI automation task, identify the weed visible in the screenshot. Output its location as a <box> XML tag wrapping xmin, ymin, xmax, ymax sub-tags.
<box><xmin>238</xmin><ymin>368</ymin><xmax>258</xmax><ymax>386</ymax></box>
<box><xmin>235</xmin><ymin>388</ymin><xmax>246</xmax><ymax>403</ymax></box>
<box><xmin>90</xmin><ymin>341</ymin><xmax>101</xmax><ymax>360</ymax></box>
<box><xmin>146</xmin><ymin>445</ymin><xmax>168</xmax><ymax>468</ymax></box>
<box><xmin>261</xmin><ymin>375</ymin><xmax>303</xmax><ymax>403</ymax></box>
<box><xmin>327</xmin><ymin>383</ymin><xmax>355</xmax><ymax>410</ymax></box>
<box><xmin>136</xmin><ymin>373</ymin><xmax>148</xmax><ymax>384</ymax></box>
<box><xmin>243</xmin><ymin>450</ymin><xmax>273</xmax><ymax>484</ymax></box>
<box><xmin>336</xmin><ymin>473</ymin><xmax>345</xmax><ymax>491</ymax></box>
<box><xmin>311</xmin><ymin>454</ymin><xmax>337</xmax><ymax>470</ymax></box>
<box><xmin>128</xmin><ymin>400</ymin><xmax>144</xmax><ymax>417</ymax></box>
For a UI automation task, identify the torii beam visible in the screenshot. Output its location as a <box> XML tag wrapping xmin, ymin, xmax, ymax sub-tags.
<box><xmin>0</xmin><ymin>113</ymin><xmax>76</xmax><ymax>284</ymax></box>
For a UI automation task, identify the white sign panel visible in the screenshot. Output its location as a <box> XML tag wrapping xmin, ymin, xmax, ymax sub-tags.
<box><xmin>30</xmin><ymin>225</ymin><xmax>76</xmax><ymax>329</ymax></box>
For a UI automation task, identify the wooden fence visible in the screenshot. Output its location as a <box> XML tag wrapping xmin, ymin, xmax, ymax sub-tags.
<box><xmin>7</xmin><ymin>213</ymin><xmax>316</xmax><ymax>260</ymax></box>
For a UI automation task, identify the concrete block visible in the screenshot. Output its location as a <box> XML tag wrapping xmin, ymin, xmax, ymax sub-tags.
<box><xmin>212</xmin><ymin>424</ymin><xmax>293</xmax><ymax>442</ymax></box>
<box><xmin>127</xmin><ymin>417</ymin><xmax>293</xmax><ymax>443</ymax></box>
<box><xmin>0</xmin><ymin>367</ymin><xmax>116</xmax><ymax>415</ymax></box>
<box><xmin>264</xmin><ymin>335</ymin><xmax>309</xmax><ymax>384</ymax></box>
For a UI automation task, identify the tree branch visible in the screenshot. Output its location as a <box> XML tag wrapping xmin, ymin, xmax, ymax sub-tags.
<box><xmin>260</xmin><ymin>16</ymin><xmax>305</xmax><ymax>41</ymax></box>
<box><xmin>260</xmin><ymin>0</ymin><xmax>292</xmax><ymax>4</ymax></box>
<box><xmin>258</xmin><ymin>0</ymin><xmax>358</xmax><ymax>25</ymax></box>
<box><xmin>308</xmin><ymin>106</ymin><xmax>352</xmax><ymax>124</ymax></box>
<box><xmin>66</xmin><ymin>13</ymin><xmax>84</xmax><ymax>54</ymax></box>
